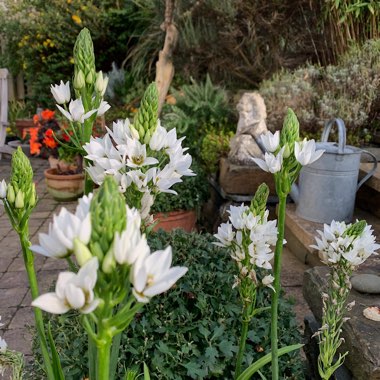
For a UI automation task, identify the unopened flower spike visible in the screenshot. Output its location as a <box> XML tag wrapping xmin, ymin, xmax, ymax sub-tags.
<box><xmin>249</xmin><ymin>183</ymin><xmax>269</xmax><ymax>219</ymax></box>
<box><xmin>73</xmin><ymin>27</ymin><xmax>96</xmax><ymax>94</ymax></box>
<box><xmin>89</xmin><ymin>176</ymin><xmax>126</xmax><ymax>267</ymax></box>
<box><xmin>132</xmin><ymin>82</ymin><xmax>159</xmax><ymax>144</ymax></box>
<box><xmin>280</xmin><ymin>108</ymin><xmax>300</xmax><ymax>147</ymax></box>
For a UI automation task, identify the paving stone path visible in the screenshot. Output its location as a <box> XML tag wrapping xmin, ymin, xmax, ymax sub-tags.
<box><xmin>0</xmin><ymin>155</ymin><xmax>310</xmax><ymax>373</ymax></box>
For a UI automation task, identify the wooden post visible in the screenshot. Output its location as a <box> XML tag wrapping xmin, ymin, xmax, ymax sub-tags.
<box><xmin>155</xmin><ymin>0</ymin><xmax>178</xmax><ymax>115</ymax></box>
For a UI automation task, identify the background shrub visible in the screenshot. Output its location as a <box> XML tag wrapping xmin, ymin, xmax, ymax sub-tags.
<box><xmin>29</xmin><ymin>230</ymin><xmax>304</xmax><ymax>379</ymax></box>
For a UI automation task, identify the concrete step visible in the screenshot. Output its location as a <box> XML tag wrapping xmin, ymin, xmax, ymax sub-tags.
<box><xmin>285</xmin><ymin>203</ymin><xmax>380</xmax><ymax>267</ymax></box>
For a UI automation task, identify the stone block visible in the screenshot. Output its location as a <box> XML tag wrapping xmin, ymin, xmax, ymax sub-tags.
<box><xmin>219</xmin><ymin>157</ymin><xmax>276</xmax><ymax>195</ymax></box>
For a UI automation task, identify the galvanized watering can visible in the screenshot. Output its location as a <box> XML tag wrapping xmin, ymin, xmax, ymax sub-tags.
<box><xmin>290</xmin><ymin>118</ymin><xmax>377</xmax><ymax>223</ymax></box>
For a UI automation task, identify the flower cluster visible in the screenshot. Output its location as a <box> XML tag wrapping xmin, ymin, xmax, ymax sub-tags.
<box><xmin>51</xmin><ymin>80</ymin><xmax>110</xmax><ymax>123</ymax></box>
<box><xmin>311</xmin><ymin>220</ymin><xmax>379</xmax><ymax>268</ymax></box>
<box><xmin>83</xmin><ymin>119</ymin><xmax>194</xmax><ymax>216</ymax></box>
<box><xmin>214</xmin><ymin>203</ymin><xmax>278</xmax><ymax>290</ymax></box>
<box><xmin>31</xmin><ymin>188</ymin><xmax>188</xmax><ymax>315</ymax></box>
<box><xmin>253</xmin><ymin>130</ymin><xmax>325</xmax><ymax>173</ymax></box>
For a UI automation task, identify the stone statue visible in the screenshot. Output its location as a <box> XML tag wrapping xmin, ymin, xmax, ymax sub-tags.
<box><xmin>228</xmin><ymin>92</ymin><xmax>268</xmax><ymax>165</ymax></box>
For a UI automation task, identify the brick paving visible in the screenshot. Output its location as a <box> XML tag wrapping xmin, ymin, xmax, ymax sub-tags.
<box><xmin>0</xmin><ymin>156</ymin><xmax>74</xmax><ymax>364</ymax></box>
<box><xmin>0</xmin><ymin>155</ymin><xmax>311</xmax><ymax>376</ymax></box>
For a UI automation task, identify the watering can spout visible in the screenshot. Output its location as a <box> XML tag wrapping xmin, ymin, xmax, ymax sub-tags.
<box><xmin>289</xmin><ymin>183</ymin><xmax>299</xmax><ymax>204</ymax></box>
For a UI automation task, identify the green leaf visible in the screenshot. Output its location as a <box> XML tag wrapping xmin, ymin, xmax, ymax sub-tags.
<box><xmin>143</xmin><ymin>363</ymin><xmax>151</xmax><ymax>380</ymax></box>
<box><xmin>219</xmin><ymin>339</ymin><xmax>237</xmax><ymax>358</ymax></box>
<box><xmin>47</xmin><ymin>322</ymin><xmax>65</xmax><ymax>380</ymax></box>
<box><xmin>237</xmin><ymin>344</ymin><xmax>303</xmax><ymax>380</ymax></box>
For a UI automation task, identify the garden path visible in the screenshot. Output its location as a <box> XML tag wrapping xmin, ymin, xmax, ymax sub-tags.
<box><xmin>0</xmin><ymin>155</ymin><xmax>310</xmax><ymax>365</ymax></box>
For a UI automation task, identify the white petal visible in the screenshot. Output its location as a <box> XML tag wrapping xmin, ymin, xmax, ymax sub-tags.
<box><xmin>32</xmin><ymin>293</ymin><xmax>70</xmax><ymax>314</ymax></box>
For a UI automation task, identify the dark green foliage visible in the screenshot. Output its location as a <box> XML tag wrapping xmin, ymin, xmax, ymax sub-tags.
<box><xmin>151</xmin><ymin>163</ymin><xmax>209</xmax><ymax>214</ymax></box>
<box><xmin>30</xmin><ymin>231</ymin><xmax>304</xmax><ymax>379</ymax></box>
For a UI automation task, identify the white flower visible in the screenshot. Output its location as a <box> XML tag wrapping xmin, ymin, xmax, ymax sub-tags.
<box><xmin>97</xmin><ymin>100</ymin><xmax>111</xmax><ymax>117</ymax></box>
<box><xmin>31</xmin><ymin>207</ymin><xmax>91</xmax><ymax>258</ymax></box>
<box><xmin>124</xmin><ymin>138</ymin><xmax>158</xmax><ymax>168</ymax></box>
<box><xmin>51</xmin><ymin>80</ymin><xmax>71</xmax><ymax>104</ymax></box>
<box><xmin>140</xmin><ymin>192</ymin><xmax>154</xmax><ymax>220</ymax></box>
<box><xmin>214</xmin><ymin>222</ymin><xmax>235</xmax><ymax>247</ymax></box>
<box><xmin>86</xmin><ymin>164</ymin><xmax>107</xmax><ymax>185</ymax></box>
<box><xmin>128</xmin><ymin>169</ymin><xmax>153</xmax><ymax>191</ymax></box>
<box><xmin>112</xmin><ymin>207</ymin><xmax>150</xmax><ymax>265</ymax></box>
<box><xmin>149</xmin><ymin>125</ymin><xmax>168</xmax><ymax>151</ymax></box>
<box><xmin>294</xmin><ymin>139</ymin><xmax>325</xmax><ymax>166</ymax></box>
<box><xmin>131</xmin><ymin>246</ymin><xmax>188</xmax><ymax>303</ymax></box>
<box><xmin>228</xmin><ymin>204</ymin><xmax>249</xmax><ymax>230</ymax></box>
<box><xmin>75</xmin><ymin>193</ymin><xmax>93</xmax><ymax>220</ymax></box>
<box><xmin>0</xmin><ymin>179</ymin><xmax>7</xmax><ymax>198</ymax></box>
<box><xmin>168</xmin><ymin>147</ymin><xmax>194</xmax><ymax>177</ymax></box>
<box><xmin>107</xmin><ymin>119</ymin><xmax>136</xmax><ymax>145</ymax></box>
<box><xmin>262</xmin><ymin>274</ymin><xmax>275</xmax><ymax>291</ymax></box>
<box><xmin>261</xmin><ymin>131</ymin><xmax>280</xmax><ymax>153</ymax></box>
<box><xmin>252</xmin><ymin>148</ymin><xmax>284</xmax><ymax>173</ymax></box>
<box><xmin>32</xmin><ymin>257</ymin><xmax>99</xmax><ymax>314</ymax></box>
<box><xmin>152</xmin><ymin>166</ymin><xmax>182</xmax><ymax>194</ymax></box>
<box><xmin>57</xmin><ymin>98</ymin><xmax>97</xmax><ymax>123</ymax></box>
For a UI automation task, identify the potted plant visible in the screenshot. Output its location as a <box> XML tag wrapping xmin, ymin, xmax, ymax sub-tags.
<box><xmin>151</xmin><ymin>163</ymin><xmax>209</xmax><ymax>232</ymax></box>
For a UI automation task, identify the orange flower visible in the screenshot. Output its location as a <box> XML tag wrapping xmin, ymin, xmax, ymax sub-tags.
<box><xmin>43</xmin><ymin>137</ymin><xmax>58</xmax><ymax>149</ymax></box>
<box><xmin>41</xmin><ymin>109</ymin><xmax>55</xmax><ymax>120</ymax></box>
<box><xmin>29</xmin><ymin>127</ymin><xmax>41</xmax><ymax>155</ymax></box>
<box><xmin>33</xmin><ymin>114</ymin><xmax>40</xmax><ymax>124</ymax></box>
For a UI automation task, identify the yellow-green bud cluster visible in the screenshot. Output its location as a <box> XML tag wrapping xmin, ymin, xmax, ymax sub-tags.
<box><xmin>132</xmin><ymin>83</ymin><xmax>159</xmax><ymax>144</ymax></box>
<box><xmin>8</xmin><ymin>148</ymin><xmax>37</xmax><ymax>211</ymax></box>
<box><xmin>73</xmin><ymin>28</ymin><xmax>96</xmax><ymax>92</ymax></box>
<box><xmin>345</xmin><ymin>220</ymin><xmax>366</xmax><ymax>238</ymax></box>
<box><xmin>89</xmin><ymin>176</ymin><xmax>126</xmax><ymax>271</ymax></box>
<box><xmin>250</xmin><ymin>183</ymin><xmax>269</xmax><ymax>219</ymax></box>
<box><xmin>280</xmin><ymin>108</ymin><xmax>300</xmax><ymax>148</ymax></box>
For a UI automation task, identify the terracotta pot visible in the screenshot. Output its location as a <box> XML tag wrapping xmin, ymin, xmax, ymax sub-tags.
<box><xmin>44</xmin><ymin>168</ymin><xmax>84</xmax><ymax>202</ymax></box>
<box><xmin>152</xmin><ymin>209</ymin><xmax>197</xmax><ymax>233</ymax></box>
<box><xmin>15</xmin><ymin>119</ymin><xmax>35</xmax><ymax>139</ymax></box>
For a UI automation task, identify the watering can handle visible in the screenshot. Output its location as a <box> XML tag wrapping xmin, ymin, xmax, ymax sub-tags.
<box><xmin>321</xmin><ymin>118</ymin><xmax>346</xmax><ymax>153</ymax></box>
<box><xmin>357</xmin><ymin>150</ymin><xmax>378</xmax><ymax>191</ymax></box>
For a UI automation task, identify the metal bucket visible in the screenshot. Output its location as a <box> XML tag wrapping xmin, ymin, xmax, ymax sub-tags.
<box><xmin>293</xmin><ymin>118</ymin><xmax>377</xmax><ymax>223</ymax></box>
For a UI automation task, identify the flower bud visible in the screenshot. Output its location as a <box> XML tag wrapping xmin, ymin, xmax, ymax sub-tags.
<box><xmin>7</xmin><ymin>184</ymin><xmax>15</xmax><ymax>204</ymax></box>
<box><xmin>86</xmin><ymin>71</ymin><xmax>94</xmax><ymax>85</ymax></box>
<box><xmin>250</xmin><ymin>183</ymin><xmax>269</xmax><ymax>218</ymax></box>
<box><xmin>280</xmin><ymin>108</ymin><xmax>300</xmax><ymax>147</ymax></box>
<box><xmin>95</xmin><ymin>71</ymin><xmax>108</xmax><ymax>96</ymax></box>
<box><xmin>0</xmin><ymin>179</ymin><xmax>7</xmax><ymax>198</ymax></box>
<box><xmin>74</xmin><ymin>238</ymin><xmax>93</xmax><ymax>266</ymax></box>
<box><xmin>282</xmin><ymin>143</ymin><xmax>291</xmax><ymax>158</ymax></box>
<box><xmin>15</xmin><ymin>190</ymin><xmax>24</xmax><ymax>209</ymax></box>
<box><xmin>101</xmin><ymin>247</ymin><xmax>116</xmax><ymax>274</ymax></box>
<box><xmin>29</xmin><ymin>183</ymin><xmax>37</xmax><ymax>207</ymax></box>
<box><xmin>74</xmin><ymin>70</ymin><xmax>85</xmax><ymax>90</ymax></box>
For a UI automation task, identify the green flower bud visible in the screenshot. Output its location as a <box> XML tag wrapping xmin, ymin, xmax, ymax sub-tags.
<box><xmin>250</xmin><ymin>183</ymin><xmax>269</xmax><ymax>218</ymax></box>
<box><xmin>74</xmin><ymin>70</ymin><xmax>85</xmax><ymax>90</ymax></box>
<box><xmin>95</xmin><ymin>71</ymin><xmax>108</xmax><ymax>96</ymax></box>
<box><xmin>29</xmin><ymin>184</ymin><xmax>37</xmax><ymax>207</ymax></box>
<box><xmin>74</xmin><ymin>238</ymin><xmax>93</xmax><ymax>267</ymax></box>
<box><xmin>7</xmin><ymin>184</ymin><xmax>15</xmax><ymax>204</ymax></box>
<box><xmin>282</xmin><ymin>143</ymin><xmax>291</xmax><ymax>158</ymax></box>
<box><xmin>15</xmin><ymin>190</ymin><xmax>24</xmax><ymax>209</ymax></box>
<box><xmin>102</xmin><ymin>247</ymin><xmax>116</xmax><ymax>274</ymax></box>
<box><xmin>345</xmin><ymin>220</ymin><xmax>366</xmax><ymax>238</ymax></box>
<box><xmin>133</xmin><ymin>83</ymin><xmax>159</xmax><ymax>144</ymax></box>
<box><xmin>90</xmin><ymin>176</ymin><xmax>126</xmax><ymax>263</ymax></box>
<box><xmin>280</xmin><ymin>108</ymin><xmax>300</xmax><ymax>147</ymax></box>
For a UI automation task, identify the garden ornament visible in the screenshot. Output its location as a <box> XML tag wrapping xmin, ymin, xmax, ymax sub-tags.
<box><xmin>228</xmin><ymin>92</ymin><xmax>268</xmax><ymax>165</ymax></box>
<box><xmin>290</xmin><ymin>118</ymin><xmax>377</xmax><ymax>223</ymax></box>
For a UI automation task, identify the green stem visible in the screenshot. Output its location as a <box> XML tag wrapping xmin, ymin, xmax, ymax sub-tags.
<box><xmin>96</xmin><ymin>339</ymin><xmax>112</xmax><ymax>380</ymax></box>
<box><xmin>270</xmin><ymin>194</ymin><xmax>287</xmax><ymax>380</ymax></box>
<box><xmin>235</xmin><ymin>309</ymin><xmax>250</xmax><ymax>379</ymax></box>
<box><xmin>19</xmin><ymin>232</ymin><xmax>56</xmax><ymax>380</ymax></box>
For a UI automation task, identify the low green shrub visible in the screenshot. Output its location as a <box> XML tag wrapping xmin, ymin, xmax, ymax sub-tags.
<box><xmin>260</xmin><ymin>39</ymin><xmax>380</xmax><ymax>145</ymax></box>
<box><xmin>151</xmin><ymin>163</ymin><xmax>209</xmax><ymax>214</ymax></box>
<box><xmin>29</xmin><ymin>230</ymin><xmax>304</xmax><ymax>379</ymax></box>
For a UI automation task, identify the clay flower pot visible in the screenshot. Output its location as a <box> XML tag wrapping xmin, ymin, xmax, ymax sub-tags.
<box><xmin>44</xmin><ymin>168</ymin><xmax>84</xmax><ymax>202</ymax></box>
<box><xmin>152</xmin><ymin>210</ymin><xmax>197</xmax><ymax>233</ymax></box>
<box><xmin>15</xmin><ymin>119</ymin><xmax>35</xmax><ymax>139</ymax></box>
